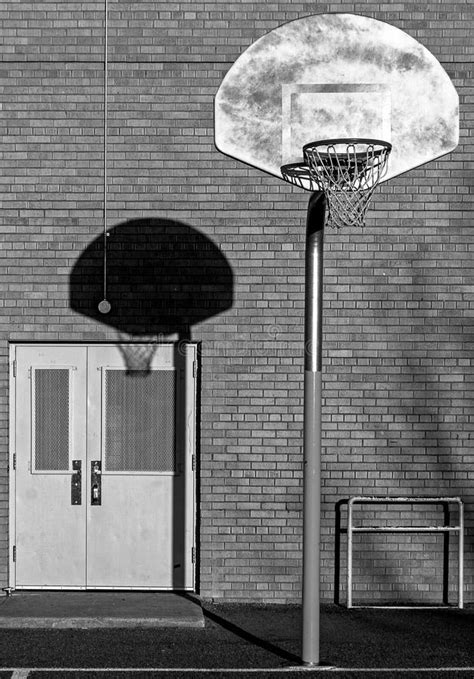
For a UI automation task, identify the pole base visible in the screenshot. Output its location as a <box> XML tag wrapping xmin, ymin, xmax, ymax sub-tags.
<box><xmin>300</xmin><ymin>661</ymin><xmax>335</xmax><ymax>670</ymax></box>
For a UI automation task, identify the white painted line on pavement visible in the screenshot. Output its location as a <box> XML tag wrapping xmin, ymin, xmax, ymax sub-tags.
<box><xmin>4</xmin><ymin>667</ymin><xmax>474</xmax><ymax>675</ymax></box>
<box><xmin>345</xmin><ymin>672</ymin><xmax>474</xmax><ymax>675</ymax></box>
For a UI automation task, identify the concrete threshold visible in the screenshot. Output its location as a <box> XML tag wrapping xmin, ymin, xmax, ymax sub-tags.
<box><xmin>0</xmin><ymin>592</ymin><xmax>204</xmax><ymax>629</ymax></box>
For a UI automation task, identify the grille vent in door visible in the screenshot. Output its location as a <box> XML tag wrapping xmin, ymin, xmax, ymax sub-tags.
<box><xmin>33</xmin><ymin>368</ymin><xmax>70</xmax><ymax>471</ymax></box>
<box><xmin>104</xmin><ymin>369</ymin><xmax>176</xmax><ymax>472</ymax></box>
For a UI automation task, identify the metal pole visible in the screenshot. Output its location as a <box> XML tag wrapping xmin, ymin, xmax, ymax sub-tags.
<box><xmin>302</xmin><ymin>191</ymin><xmax>326</xmax><ymax>666</ymax></box>
<box><xmin>347</xmin><ymin>499</ymin><xmax>353</xmax><ymax>609</ymax></box>
<box><xmin>442</xmin><ymin>503</ymin><xmax>449</xmax><ymax>606</ymax></box>
<box><xmin>459</xmin><ymin>500</ymin><xmax>464</xmax><ymax>609</ymax></box>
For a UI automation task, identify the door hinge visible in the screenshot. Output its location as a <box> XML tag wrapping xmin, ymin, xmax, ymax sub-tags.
<box><xmin>12</xmin><ymin>361</ymin><xmax>16</xmax><ymax>378</ymax></box>
<box><xmin>191</xmin><ymin>454</ymin><xmax>196</xmax><ymax>471</ymax></box>
<box><xmin>191</xmin><ymin>547</ymin><xmax>196</xmax><ymax>564</ymax></box>
<box><xmin>12</xmin><ymin>546</ymin><xmax>16</xmax><ymax>563</ymax></box>
<box><xmin>193</xmin><ymin>361</ymin><xmax>197</xmax><ymax>378</ymax></box>
<box><xmin>12</xmin><ymin>454</ymin><xmax>16</xmax><ymax>471</ymax></box>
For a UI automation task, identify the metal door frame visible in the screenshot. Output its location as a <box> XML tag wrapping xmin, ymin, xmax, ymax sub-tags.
<box><xmin>9</xmin><ymin>342</ymin><xmax>198</xmax><ymax>591</ymax></box>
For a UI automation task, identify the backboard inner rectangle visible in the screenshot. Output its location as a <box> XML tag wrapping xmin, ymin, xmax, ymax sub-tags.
<box><xmin>282</xmin><ymin>84</ymin><xmax>391</xmax><ymax>165</ymax></box>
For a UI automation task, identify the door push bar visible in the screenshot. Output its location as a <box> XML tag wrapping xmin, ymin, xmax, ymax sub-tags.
<box><xmin>91</xmin><ymin>460</ymin><xmax>102</xmax><ymax>506</ymax></box>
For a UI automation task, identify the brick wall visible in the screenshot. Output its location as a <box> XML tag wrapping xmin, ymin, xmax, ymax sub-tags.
<box><xmin>0</xmin><ymin>0</ymin><xmax>473</xmax><ymax>603</ymax></box>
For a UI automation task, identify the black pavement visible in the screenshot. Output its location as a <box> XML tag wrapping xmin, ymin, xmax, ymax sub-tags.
<box><xmin>0</xmin><ymin>598</ymin><xmax>471</xmax><ymax>678</ymax></box>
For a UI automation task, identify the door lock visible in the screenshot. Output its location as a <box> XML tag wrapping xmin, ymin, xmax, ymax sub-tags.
<box><xmin>91</xmin><ymin>460</ymin><xmax>102</xmax><ymax>505</ymax></box>
<box><xmin>71</xmin><ymin>460</ymin><xmax>82</xmax><ymax>505</ymax></box>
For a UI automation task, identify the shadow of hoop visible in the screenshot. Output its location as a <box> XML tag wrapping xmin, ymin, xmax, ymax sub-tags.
<box><xmin>115</xmin><ymin>334</ymin><xmax>160</xmax><ymax>374</ymax></box>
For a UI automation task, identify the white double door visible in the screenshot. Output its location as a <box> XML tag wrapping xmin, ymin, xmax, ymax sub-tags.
<box><xmin>12</xmin><ymin>343</ymin><xmax>196</xmax><ymax>590</ymax></box>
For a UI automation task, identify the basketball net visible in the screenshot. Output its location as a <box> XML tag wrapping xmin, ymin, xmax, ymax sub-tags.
<box><xmin>281</xmin><ymin>138</ymin><xmax>391</xmax><ymax>228</ymax></box>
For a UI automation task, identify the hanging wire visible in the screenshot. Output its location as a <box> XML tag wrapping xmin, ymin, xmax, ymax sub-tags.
<box><xmin>99</xmin><ymin>0</ymin><xmax>111</xmax><ymax>314</ymax></box>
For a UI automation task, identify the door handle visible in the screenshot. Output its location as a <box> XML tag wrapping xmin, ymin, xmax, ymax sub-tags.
<box><xmin>71</xmin><ymin>460</ymin><xmax>82</xmax><ymax>505</ymax></box>
<box><xmin>91</xmin><ymin>460</ymin><xmax>102</xmax><ymax>505</ymax></box>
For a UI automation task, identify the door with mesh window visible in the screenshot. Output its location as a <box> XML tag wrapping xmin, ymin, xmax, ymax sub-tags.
<box><xmin>12</xmin><ymin>343</ymin><xmax>196</xmax><ymax>590</ymax></box>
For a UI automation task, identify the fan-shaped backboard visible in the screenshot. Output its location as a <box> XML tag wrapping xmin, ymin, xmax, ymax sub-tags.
<box><xmin>215</xmin><ymin>13</ymin><xmax>459</xmax><ymax>183</ymax></box>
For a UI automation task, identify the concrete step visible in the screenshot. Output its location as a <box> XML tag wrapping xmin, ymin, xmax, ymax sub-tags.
<box><xmin>0</xmin><ymin>592</ymin><xmax>204</xmax><ymax>628</ymax></box>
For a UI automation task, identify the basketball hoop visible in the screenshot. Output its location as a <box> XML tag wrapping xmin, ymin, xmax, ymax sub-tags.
<box><xmin>280</xmin><ymin>163</ymin><xmax>322</xmax><ymax>192</ymax></box>
<box><xmin>281</xmin><ymin>138</ymin><xmax>391</xmax><ymax>228</ymax></box>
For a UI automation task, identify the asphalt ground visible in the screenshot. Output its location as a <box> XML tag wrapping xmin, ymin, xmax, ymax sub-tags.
<box><xmin>0</xmin><ymin>603</ymin><xmax>472</xmax><ymax>678</ymax></box>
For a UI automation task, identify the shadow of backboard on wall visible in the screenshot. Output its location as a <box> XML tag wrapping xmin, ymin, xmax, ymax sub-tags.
<box><xmin>70</xmin><ymin>219</ymin><xmax>234</xmax><ymax>338</ymax></box>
